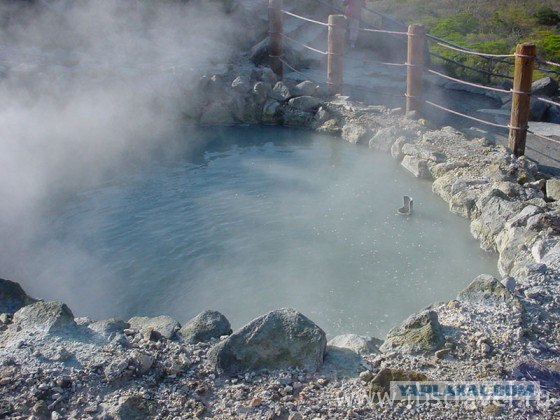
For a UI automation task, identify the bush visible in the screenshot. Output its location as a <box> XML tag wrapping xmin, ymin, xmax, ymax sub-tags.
<box><xmin>534</xmin><ymin>6</ymin><xmax>560</xmax><ymax>26</ymax></box>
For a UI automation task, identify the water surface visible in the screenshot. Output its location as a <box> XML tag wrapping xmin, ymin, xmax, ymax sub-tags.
<box><xmin>34</xmin><ymin>126</ymin><xmax>497</xmax><ymax>337</ymax></box>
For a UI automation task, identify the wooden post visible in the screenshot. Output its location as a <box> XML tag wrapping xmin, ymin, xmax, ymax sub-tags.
<box><xmin>509</xmin><ymin>42</ymin><xmax>536</xmax><ymax>157</ymax></box>
<box><xmin>269</xmin><ymin>0</ymin><xmax>283</xmax><ymax>78</ymax></box>
<box><xmin>327</xmin><ymin>14</ymin><xmax>346</xmax><ymax>96</ymax></box>
<box><xmin>406</xmin><ymin>24</ymin><xmax>425</xmax><ymax>114</ymax></box>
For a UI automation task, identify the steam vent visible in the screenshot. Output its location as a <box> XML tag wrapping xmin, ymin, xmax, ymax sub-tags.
<box><xmin>1</xmin><ymin>0</ymin><xmax>560</xmax><ymax>419</ymax></box>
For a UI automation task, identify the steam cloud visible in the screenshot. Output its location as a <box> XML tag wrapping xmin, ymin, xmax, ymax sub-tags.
<box><xmin>0</xmin><ymin>0</ymin><xmax>247</xmax><ymax>303</ymax></box>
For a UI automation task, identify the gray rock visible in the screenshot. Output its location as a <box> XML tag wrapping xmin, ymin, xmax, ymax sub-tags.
<box><xmin>341</xmin><ymin>123</ymin><xmax>372</xmax><ymax>144</ymax></box>
<box><xmin>0</xmin><ymin>278</ymin><xmax>36</xmax><ymax>314</ymax></box>
<box><xmin>501</xmin><ymin>277</ymin><xmax>517</xmax><ymax>293</ymax></box>
<box><xmin>546</xmin><ymin>179</ymin><xmax>560</xmax><ymax>201</ymax></box>
<box><xmin>261</xmin><ymin>99</ymin><xmax>282</xmax><ymax>124</ymax></box>
<box><xmin>380</xmin><ymin>310</ymin><xmax>445</xmax><ymax>354</ymax></box>
<box><xmin>283</xmin><ymin>107</ymin><xmax>314</xmax><ymax>127</ymax></box>
<box><xmin>401</xmin><ymin>155</ymin><xmax>431</xmax><ymax>179</ymax></box>
<box><xmin>322</xmin><ymin>346</ymin><xmax>363</xmax><ymax>378</ymax></box>
<box><xmin>179</xmin><ymin>310</ymin><xmax>232</xmax><ymax>344</ymax></box>
<box><xmin>532</xmin><ymin>238</ymin><xmax>560</xmax><ymax>271</ymax></box>
<box><xmin>369</xmin><ymin>127</ymin><xmax>397</xmax><ymax>152</ymax></box>
<box><xmin>253</xmin><ymin>81</ymin><xmax>269</xmax><ymax>104</ymax></box>
<box><xmin>457</xmin><ymin>274</ymin><xmax>523</xmax><ymax>311</ymax></box>
<box><xmin>401</xmin><ymin>143</ymin><xmax>446</xmax><ymax>163</ymax></box>
<box><xmin>470</xmin><ymin>189</ymin><xmax>526</xmax><ymax>251</ymax></box>
<box><xmin>130</xmin><ymin>350</ymin><xmax>155</xmax><ymax>375</ymax></box>
<box><xmin>327</xmin><ymin>334</ymin><xmax>381</xmax><ymax>355</ymax></box>
<box><xmin>88</xmin><ymin>318</ymin><xmax>129</xmax><ymax>341</ymax></box>
<box><xmin>127</xmin><ymin>315</ymin><xmax>180</xmax><ymax>340</ymax></box>
<box><xmin>532</xmin><ymin>77</ymin><xmax>559</xmax><ymax>97</ymax></box>
<box><xmin>231</xmin><ymin>76</ymin><xmax>249</xmax><ymax>94</ymax></box>
<box><xmin>287</xmin><ymin>96</ymin><xmax>321</xmax><ymax>112</ymax></box>
<box><xmin>112</xmin><ymin>396</ymin><xmax>156</xmax><ymax>420</ymax></box>
<box><xmin>530</xmin><ymin>97</ymin><xmax>550</xmax><ymax>121</ymax></box>
<box><xmin>13</xmin><ymin>301</ymin><xmax>76</xmax><ymax>334</ymax></box>
<box><xmin>390</xmin><ymin>136</ymin><xmax>410</xmax><ymax>161</ymax></box>
<box><xmin>207</xmin><ymin>308</ymin><xmax>326</xmax><ymax>376</ymax></box>
<box><xmin>292</xmin><ymin>81</ymin><xmax>317</xmax><ymax>97</ymax></box>
<box><xmin>545</xmin><ymin>104</ymin><xmax>560</xmax><ymax>124</ymax></box>
<box><xmin>269</xmin><ymin>81</ymin><xmax>292</xmax><ymax>101</ymax></box>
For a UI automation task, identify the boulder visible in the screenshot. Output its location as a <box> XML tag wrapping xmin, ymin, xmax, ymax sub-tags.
<box><xmin>341</xmin><ymin>123</ymin><xmax>372</xmax><ymax>144</ymax></box>
<box><xmin>457</xmin><ymin>274</ymin><xmax>523</xmax><ymax>311</ymax></box>
<box><xmin>13</xmin><ymin>301</ymin><xmax>76</xmax><ymax>334</ymax></box>
<box><xmin>207</xmin><ymin>308</ymin><xmax>326</xmax><ymax>376</ymax></box>
<box><xmin>327</xmin><ymin>334</ymin><xmax>381</xmax><ymax>355</ymax></box>
<box><xmin>511</xmin><ymin>358</ymin><xmax>560</xmax><ymax>391</ymax></box>
<box><xmin>369</xmin><ymin>368</ymin><xmax>428</xmax><ymax>395</ymax></box>
<box><xmin>292</xmin><ymin>81</ymin><xmax>317</xmax><ymax>97</ymax></box>
<box><xmin>179</xmin><ymin>310</ymin><xmax>232</xmax><ymax>344</ymax></box>
<box><xmin>287</xmin><ymin>96</ymin><xmax>321</xmax><ymax>112</ymax></box>
<box><xmin>283</xmin><ymin>107</ymin><xmax>314</xmax><ymax>127</ymax></box>
<box><xmin>546</xmin><ymin>179</ymin><xmax>560</xmax><ymax>201</ymax></box>
<box><xmin>401</xmin><ymin>155</ymin><xmax>431</xmax><ymax>179</ymax></box>
<box><xmin>380</xmin><ymin>310</ymin><xmax>444</xmax><ymax>354</ymax></box>
<box><xmin>544</xmin><ymin>104</ymin><xmax>560</xmax><ymax>124</ymax></box>
<box><xmin>269</xmin><ymin>81</ymin><xmax>292</xmax><ymax>101</ymax></box>
<box><xmin>401</xmin><ymin>143</ymin><xmax>446</xmax><ymax>163</ymax></box>
<box><xmin>532</xmin><ymin>238</ymin><xmax>560</xmax><ymax>271</ymax></box>
<box><xmin>530</xmin><ymin>97</ymin><xmax>549</xmax><ymax>121</ymax></box>
<box><xmin>322</xmin><ymin>346</ymin><xmax>363</xmax><ymax>378</ymax></box>
<box><xmin>390</xmin><ymin>136</ymin><xmax>411</xmax><ymax>161</ymax></box>
<box><xmin>127</xmin><ymin>315</ymin><xmax>180</xmax><ymax>340</ymax></box>
<box><xmin>111</xmin><ymin>396</ymin><xmax>157</xmax><ymax>420</ymax></box>
<box><xmin>0</xmin><ymin>278</ymin><xmax>36</xmax><ymax>314</ymax></box>
<box><xmin>88</xmin><ymin>318</ymin><xmax>129</xmax><ymax>341</ymax></box>
<box><xmin>470</xmin><ymin>189</ymin><xmax>526</xmax><ymax>251</ymax></box>
<box><xmin>532</xmin><ymin>77</ymin><xmax>559</xmax><ymax>98</ymax></box>
<box><xmin>261</xmin><ymin>99</ymin><xmax>283</xmax><ymax>124</ymax></box>
<box><xmin>369</xmin><ymin>127</ymin><xmax>397</xmax><ymax>152</ymax></box>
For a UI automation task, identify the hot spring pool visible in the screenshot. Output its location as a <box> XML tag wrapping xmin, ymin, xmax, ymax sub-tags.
<box><xmin>32</xmin><ymin>126</ymin><xmax>497</xmax><ymax>337</ymax></box>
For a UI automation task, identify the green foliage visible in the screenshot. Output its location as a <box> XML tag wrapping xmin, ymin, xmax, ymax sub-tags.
<box><xmin>534</xmin><ymin>31</ymin><xmax>560</xmax><ymax>63</ymax></box>
<box><xmin>431</xmin><ymin>13</ymin><xmax>479</xmax><ymax>37</ymax></box>
<box><xmin>534</xmin><ymin>6</ymin><xmax>560</xmax><ymax>26</ymax></box>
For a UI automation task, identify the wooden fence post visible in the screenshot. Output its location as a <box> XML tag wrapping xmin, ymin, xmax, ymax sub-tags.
<box><xmin>327</xmin><ymin>14</ymin><xmax>346</xmax><ymax>95</ymax></box>
<box><xmin>406</xmin><ymin>24</ymin><xmax>425</xmax><ymax>113</ymax></box>
<box><xmin>509</xmin><ymin>42</ymin><xmax>536</xmax><ymax>157</ymax></box>
<box><xmin>269</xmin><ymin>0</ymin><xmax>283</xmax><ymax>78</ymax></box>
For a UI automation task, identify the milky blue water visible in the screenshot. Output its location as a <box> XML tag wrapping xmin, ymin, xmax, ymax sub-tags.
<box><xmin>37</xmin><ymin>126</ymin><xmax>497</xmax><ymax>337</ymax></box>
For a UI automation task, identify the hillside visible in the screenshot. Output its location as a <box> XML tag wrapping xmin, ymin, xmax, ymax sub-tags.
<box><xmin>366</xmin><ymin>0</ymin><xmax>560</xmax><ymax>81</ymax></box>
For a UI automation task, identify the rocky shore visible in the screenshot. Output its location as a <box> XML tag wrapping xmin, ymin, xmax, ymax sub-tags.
<box><xmin>2</xmin><ymin>62</ymin><xmax>560</xmax><ymax>419</ymax></box>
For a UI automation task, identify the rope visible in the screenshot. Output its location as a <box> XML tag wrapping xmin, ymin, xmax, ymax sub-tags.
<box><xmin>359</xmin><ymin>28</ymin><xmax>409</xmax><ymax>36</ymax></box>
<box><xmin>425</xmin><ymin>100</ymin><xmax>516</xmax><ymax>130</ymax></box>
<box><xmin>342</xmin><ymin>54</ymin><xmax>407</xmax><ymax>68</ymax></box>
<box><xmin>540</xmin><ymin>59</ymin><xmax>560</xmax><ymax>68</ymax></box>
<box><xmin>536</xmin><ymin>97</ymin><xmax>560</xmax><ymax>108</ymax></box>
<box><xmin>281</xmin><ymin>10</ymin><xmax>330</xmax><ymax>27</ymax></box>
<box><xmin>281</xmin><ymin>34</ymin><xmax>328</xmax><ymax>56</ymax></box>
<box><xmin>430</xmin><ymin>53</ymin><xmax>514</xmax><ymax>80</ymax></box>
<box><xmin>527</xmin><ymin>130</ymin><xmax>560</xmax><ymax>146</ymax></box>
<box><xmin>435</xmin><ymin>43</ymin><xmax>517</xmax><ymax>59</ymax></box>
<box><xmin>426</xmin><ymin>69</ymin><xmax>512</xmax><ymax>94</ymax></box>
<box><xmin>279</xmin><ymin>58</ymin><xmax>329</xmax><ymax>86</ymax></box>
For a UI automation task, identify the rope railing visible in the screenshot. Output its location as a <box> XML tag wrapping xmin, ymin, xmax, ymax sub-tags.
<box><xmin>281</xmin><ymin>9</ymin><xmax>330</xmax><ymax>27</ymax></box>
<box><xmin>426</xmin><ymin>68</ymin><xmax>513</xmax><ymax>94</ymax></box>
<box><xmin>540</xmin><ymin>59</ymin><xmax>560</xmax><ymax>68</ymax></box>
<box><xmin>281</xmin><ymin>34</ymin><xmax>329</xmax><ymax>56</ymax></box>
<box><xmin>359</xmin><ymin>27</ymin><xmax>409</xmax><ymax>36</ymax></box>
<box><xmin>425</xmin><ymin>100</ymin><xmax>515</xmax><ymax>130</ymax></box>
<box><xmin>536</xmin><ymin>96</ymin><xmax>560</xmax><ymax>108</ymax></box>
<box><xmin>527</xmin><ymin>130</ymin><xmax>560</xmax><ymax>146</ymax></box>
<box><xmin>429</xmin><ymin>52</ymin><xmax>514</xmax><ymax>80</ymax></box>
<box><xmin>434</xmin><ymin>42</ymin><xmax>516</xmax><ymax>59</ymax></box>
